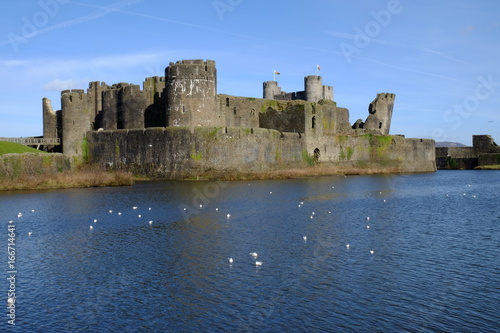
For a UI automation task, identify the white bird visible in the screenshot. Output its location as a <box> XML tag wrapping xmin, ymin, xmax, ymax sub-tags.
<box><xmin>383</xmin><ymin>199</ymin><xmax>386</xmax><ymax>203</ymax></box>
<box><xmin>133</xmin><ymin>206</ymin><xmax>138</xmax><ymax>210</ymax></box>
<box><xmin>270</xmin><ymin>191</ymin><xmax>272</xmax><ymax>194</ymax></box>
<box><xmin>149</xmin><ymin>221</ymin><xmax>153</xmax><ymax>225</ymax></box>
<box><xmin>183</xmin><ymin>207</ymin><xmax>187</xmax><ymax>211</ymax></box>
<box><xmin>138</xmin><ymin>215</ymin><xmax>142</xmax><ymax>218</ymax></box>
<box><xmin>346</xmin><ymin>244</ymin><xmax>350</xmax><ymax>249</ymax></box>
<box><xmin>226</xmin><ymin>214</ymin><xmax>231</xmax><ymax>219</ymax></box>
<box><xmin>366</xmin><ymin>216</ymin><xmax>370</xmax><ymax>221</ymax></box>
<box><xmin>249</xmin><ymin>252</ymin><xmax>258</xmax><ymax>258</ymax></box>
<box><xmin>228</xmin><ymin>257</ymin><xmax>234</xmax><ymax>264</ymax></box>
<box><xmin>328</xmin><ymin>211</ymin><xmax>331</xmax><ymax>214</ymax></box>
<box><xmin>148</xmin><ymin>208</ymin><xmax>152</xmax><ymax>211</ymax></box>
<box><xmin>17</xmin><ymin>212</ymin><xmax>22</xmax><ymax>218</ymax></box>
<box><xmin>255</xmin><ymin>261</ymin><xmax>263</xmax><ymax>266</ymax></box>
<box><xmin>310</xmin><ymin>216</ymin><xmax>313</xmax><ymax>219</ymax></box>
<box><xmin>312</xmin><ymin>212</ymin><xmax>315</xmax><ymax>215</ymax></box>
<box><xmin>109</xmin><ymin>210</ymin><xmax>113</xmax><ymax>213</ymax></box>
<box><xmin>31</xmin><ymin>209</ymin><xmax>35</xmax><ymax>213</ymax></box>
<box><xmin>367</xmin><ymin>225</ymin><xmax>370</xmax><ymax>229</ymax></box>
<box><xmin>303</xmin><ymin>236</ymin><xmax>307</xmax><ymax>241</ymax></box>
<box><xmin>28</xmin><ymin>232</ymin><xmax>33</xmax><ymax>236</ymax></box>
<box><xmin>93</xmin><ymin>219</ymin><xmax>97</xmax><ymax>223</ymax></box>
<box><xmin>199</xmin><ymin>204</ymin><xmax>203</xmax><ymax>208</ymax></box>
<box><xmin>89</xmin><ymin>225</ymin><xmax>93</xmax><ymax>230</ymax></box>
<box><xmin>370</xmin><ymin>250</ymin><xmax>374</xmax><ymax>254</ymax></box>
<box><xmin>298</xmin><ymin>205</ymin><xmax>301</xmax><ymax>208</ymax></box>
<box><xmin>118</xmin><ymin>212</ymin><xmax>122</xmax><ymax>215</ymax></box>
<box><xmin>215</xmin><ymin>208</ymin><xmax>219</xmax><ymax>211</ymax></box>
<box><xmin>299</xmin><ymin>201</ymin><xmax>304</xmax><ymax>205</ymax></box>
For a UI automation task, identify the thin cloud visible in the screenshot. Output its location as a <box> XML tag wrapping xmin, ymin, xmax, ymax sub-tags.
<box><xmin>0</xmin><ymin>0</ymin><xmax>144</xmax><ymax>48</ymax></box>
<box><xmin>327</xmin><ymin>31</ymin><xmax>473</xmax><ymax>66</ymax></box>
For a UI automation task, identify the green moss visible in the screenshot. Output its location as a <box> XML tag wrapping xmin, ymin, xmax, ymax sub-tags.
<box><xmin>247</xmin><ymin>97</ymin><xmax>256</xmax><ymax>101</ymax></box>
<box><xmin>81</xmin><ymin>137</ymin><xmax>89</xmax><ymax>163</ymax></box>
<box><xmin>115</xmin><ymin>139</ymin><xmax>120</xmax><ymax>157</ymax></box>
<box><xmin>302</xmin><ymin>150</ymin><xmax>315</xmax><ymax>166</ymax></box>
<box><xmin>191</xmin><ymin>151</ymin><xmax>203</xmax><ymax>161</ymax></box>
<box><xmin>260</xmin><ymin>100</ymin><xmax>278</xmax><ymax>113</ymax></box>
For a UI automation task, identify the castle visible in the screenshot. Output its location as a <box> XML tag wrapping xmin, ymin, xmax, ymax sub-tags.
<box><xmin>42</xmin><ymin>59</ymin><xmax>436</xmax><ymax>178</ymax></box>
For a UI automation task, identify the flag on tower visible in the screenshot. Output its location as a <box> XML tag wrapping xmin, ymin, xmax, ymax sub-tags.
<box><xmin>273</xmin><ymin>70</ymin><xmax>280</xmax><ymax>81</ymax></box>
<box><xmin>316</xmin><ymin>64</ymin><xmax>320</xmax><ymax>76</ymax></box>
<box><xmin>317</xmin><ymin>64</ymin><xmax>320</xmax><ymax>71</ymax></box>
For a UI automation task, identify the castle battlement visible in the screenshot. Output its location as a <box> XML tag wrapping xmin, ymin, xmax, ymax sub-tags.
<box><xmin>40</xmin><ymin>58</ymin><xmax>435</xmax><ymax>176</ymax></box>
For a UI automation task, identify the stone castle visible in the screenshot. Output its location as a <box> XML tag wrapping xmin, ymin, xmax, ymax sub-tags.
<box><xmin>42</xmin><ymin>59</ymin><xmax>436</xmax><ymax>178</ymax></box>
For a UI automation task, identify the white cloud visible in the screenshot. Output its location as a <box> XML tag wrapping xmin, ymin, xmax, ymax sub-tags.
<box><xmin>43</xmin><ymin>79</ymin><xmax>88</xmax><ymax>91</ymax></box>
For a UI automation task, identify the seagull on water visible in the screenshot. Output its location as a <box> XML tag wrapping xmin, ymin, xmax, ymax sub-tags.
<box><xmin>346</xmin><ymin>244</ymin><xmax>350</xmax><ymax>249</ymax></box>
<box><xmin>249</xmin><ymin>252</ymin><xmax>258</xmax><ymax>258</ymax></box>
<box><xmin>303</xmin><ymin>236</ymin><xmax>307</xmax><ymax>241</ymax></box>
<box><xmin>133</xmin><ymin>206</ymin><xmax>138</xmax><ymax>210</ymax></box>
<box><xmin>149</xmin><ymin>221</ymin><xmax>153</xmax><ymax>225</ymax></box>
<box><xmin>90</xmin><ymin>225</ymin><xmax>93</xmax><ymax>230</ymax></box>
<box><xmin>255</xmin><ymin>261</ymin><xmax>263</xmax><ymax>266</ymax></box>
<box><xmin>226</xmin><ymin>213</ymin><xmax>231</xmax><ymax>219</ymax></box>
<box><xmin>370</xmin><ymin>250</ymin><xmax>374</xmax><ymax>254</ymax></box>
<box><xmin>228</xmin><ymin>257</ymin><xmax>234</xmax><ymax>264</ymax></box>
<box><xmin>28</xmin><ymin>232</ymin><xmax>33</xmax><ymax>236</ymax></box>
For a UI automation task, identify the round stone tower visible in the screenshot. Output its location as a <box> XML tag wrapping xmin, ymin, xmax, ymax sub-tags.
<box><xmin>263</xmin><ymin>81</ymin><xmax>281</xmax><ymax>99</ymax></box>
<box><xmin>304</xmin><ymin>75</ymin><xmax>323</xmax><ymax>102</ymax></box>
<box><xmin>166</xmin><ymin>59</ymin><xmax>220</xmax><ymax>127</ymax></box>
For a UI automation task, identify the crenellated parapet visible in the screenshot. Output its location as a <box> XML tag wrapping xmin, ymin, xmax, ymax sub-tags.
<box><xmin>263</xmin><ymin>75</ymin><xmax>333</xmax><ymax>102</ymax></box>
<box><xmin>166</xmin><ymin>59</ymin><xmax>220</xmax><ymax>128</ymax></box>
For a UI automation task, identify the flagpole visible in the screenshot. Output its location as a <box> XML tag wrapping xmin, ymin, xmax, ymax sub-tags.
<box><xmin>274</xmin><ymin>70</ymin><xmax>275</xmax><ymax>82</ymax></box>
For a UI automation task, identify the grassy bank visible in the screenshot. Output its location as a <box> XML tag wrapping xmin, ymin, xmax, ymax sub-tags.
<box><xmin>475</xmin><ymin>165</ymin><xmax>500</xmax><ymax>170</ymax></box>
<box><xmin>0</xmin><ymin>166</ymin><xmax>134</xmax><ymax>191</ymax></box>
<box><xmin>0</xmin><ymin>141</ymin><xmax>46</xmax><ymax>155</ymax></box>
<box><xmin>184</xmin><ymin>164</ymin><xmax>403</xmax><ymax>181</ymax></box>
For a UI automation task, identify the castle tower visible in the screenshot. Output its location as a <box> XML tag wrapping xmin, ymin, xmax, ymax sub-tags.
<box><xmin>166</xmin><ymin>59</ymin><xmax>220</xmax><ymax>128</ymax></box>
<box><xmin>61</xmin><ymin>89</ymin><xmax>92</xmax><ymax>156</ymax></box>
<box><xmin>42</xmin><ymin>98</ymin><xmax>57</xmax><ymax>140</ymax></box>
<box><xmin>263</xmin><ymin>81</ymin><xmax>281</xmax><ymax>99</ymax></box>
<box><xmin>304</xmin><ymin>75</ymin><xmax>323</xmax><ymax>102</ymax></box>
<box><xmin>364</xmin><ymin>93</ymin><xmax>395</xmax><ymax>135</ymax></box>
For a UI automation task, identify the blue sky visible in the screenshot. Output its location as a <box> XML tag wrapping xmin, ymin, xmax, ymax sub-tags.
<box><xmin>1</xmin><ymin>0</ymin><xmax>499</xmax><ymax>145</ymax></box>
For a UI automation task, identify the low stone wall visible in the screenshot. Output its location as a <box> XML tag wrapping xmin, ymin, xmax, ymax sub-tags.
<box><xmin>307</xmin><ymin>135</ymin><xmax>436</xmax><ymax>172</ymax></box>
<box><xmin>0</xmin><ymin>153</ymin><xmax>72</xmax><ymax>179</ymax></box>
<box><xmin>87</xmin><ymin>128</ymin><xmax>436</xmax><ymax>179</ymax></box>
<box><xmin>436</xmin><ymin>147</ymin><xmax>478</xmax><ymax>170</ymax></box>
<box><xmin>87</xmin><ymin>127</ymin><xmax>305</xmax><ymax>179</ymax></box>
<box><xmin>478</xmin><ymin>153</ymin><xmax>500</xmax><ymax>166</ymax></box>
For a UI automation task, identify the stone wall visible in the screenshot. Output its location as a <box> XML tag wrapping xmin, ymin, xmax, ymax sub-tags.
<box><xmin>306</xmin><ymin>134</ymin><xmax>436</xmax><ymax>172</ymax></box>
<box><xmin>87</xmin><ymin>128</ymin><xmax>436</xmax><ymax>179</ymax></box>
<box><xmin>0</xmin><ymin>153</ymin><xmax>71</xmax><ymax>179</ymax></box>
<box><xmin>87</xmin><ymin>127</ymin><xmax>305</xmax><ymax>179</ymax></box>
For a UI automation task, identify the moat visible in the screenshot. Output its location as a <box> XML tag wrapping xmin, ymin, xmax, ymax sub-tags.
<box><xmin>2</xmin><ymin>171</ymin><xmax>498</xmax><ymax>332</ymax></box>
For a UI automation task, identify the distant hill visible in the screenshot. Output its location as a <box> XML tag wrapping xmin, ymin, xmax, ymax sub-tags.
<box><xmin>435</xmin><ymin>141</ymin><xmax>468</xmax><ymax>148</ymax></box>
<box><xmin>0</xmin><ymin>141</ymin><xmax>46</xmax><ymax>155</ymax></box>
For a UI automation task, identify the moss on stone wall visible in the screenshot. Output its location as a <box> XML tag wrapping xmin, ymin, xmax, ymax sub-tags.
<box><xmin>302</xmin><ymin>149</ymin><xmax>315</xmax><ymax>166</ymax></box>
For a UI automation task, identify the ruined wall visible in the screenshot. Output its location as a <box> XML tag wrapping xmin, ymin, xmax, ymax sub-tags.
<box><xmin>143</xmin><ymin>76</ymin><xmax>166</xmax><ymax>127</ymax></box>
<box><xmin>473</xmin><ymin>135</ymin><xmax>500</xmax><ymax>153</ymax></box>
<box><xmin>259</xmin><ymin>100</ymin><xmax>308</xmax><ymax>134</ymax></box>
<box><xmin>305</xmin><ymin>134</ymin><xmax>436</xmax><ymax>172</ymax></box>
<box><xmin>435</xmin><ymin>147</ymin><xmax>477</xmax><ymax>169</ymax></box>
<box><xmin>352</xmin><ymin>93</ymin><xmax>395</xmax><ymax>135</ymax></box>
<box><xmin>219</xmin><ymin>95</ymin><xmax>262</xmax><ymax>128</ymax></box>
<box><xmin>87</xmin><ymin>127</ymin><xmax>305</xmax><ymax>178</ymax></box>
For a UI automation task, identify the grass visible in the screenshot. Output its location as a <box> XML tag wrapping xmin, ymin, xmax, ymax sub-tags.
<box><xmin>0</xmin><ymin>141</ymin><xmax>46</xmax><ymax>155</ymax></box>
<box><xmin>185</xmin><ymin>164</ymin><xmax>404</xmax><ymax>181</ymax></box>
<box><xmin>475</xmin><ymin>165</ymin><xmax>500</xmax><ymax>170</ymax></box>
<box><xmin>0</xmin><ymin>165</ymin><xmax>134</xmax><ymax>191</ymax></box>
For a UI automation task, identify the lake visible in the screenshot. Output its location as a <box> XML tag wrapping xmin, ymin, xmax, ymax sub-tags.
<box><xmin>1</xmin><ymin>171</ymin><xmax>499</xmax><ymax>332</ymax></box>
